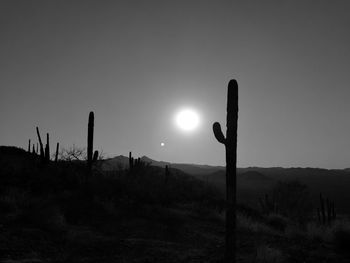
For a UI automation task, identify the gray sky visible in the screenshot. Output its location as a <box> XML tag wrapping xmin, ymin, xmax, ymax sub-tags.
<box><xmin>1</xmin><ymin>1</ymin><xmax>350</xmax><ymax>168</ymax></box>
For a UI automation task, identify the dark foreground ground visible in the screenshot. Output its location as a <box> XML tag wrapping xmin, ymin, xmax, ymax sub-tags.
<box><xmin>1</xmin><ymin>204</ymin><xmax>350</xmax><ymax>263</ymax></box>
<box><xmin>1</xmin><ymin>146</ymin><xmax>350</xmax><ymax>263</ymax></box>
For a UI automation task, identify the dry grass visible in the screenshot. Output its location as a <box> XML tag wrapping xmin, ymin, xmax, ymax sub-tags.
<box><xmin>253</xmin><ymin>245</ymin><xmax>286</xmax><ymax>263</ymax></box>
<box><xmin>306</xmin><ymin>219</ymin><xmax>350</xmax><ymax>249</ymax></box>
<box><xmin>237</xmin><ymin>213</ymin><xmax>278</xmax><ymax>235</ymax></box>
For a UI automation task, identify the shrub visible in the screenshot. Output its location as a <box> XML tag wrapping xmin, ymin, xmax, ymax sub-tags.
<box><xmin>306</xmin><ymin>222</ymin><xmax>330</xmax><ymax>242</ymax></box>
<box><xmin>18</xmin><ymin>197</ymin><xmax>67</xmax><ymax>233</ymax></box>
<box><xmin>333</xmin><ymin>222</ymin><xmax>350</xmax><ymax>253</ymax></box>
<box><xmin>265</xmin><ymin>213</ymin><xmax>289</xmax><ymax>232</ymax></box>
<box><xmin>271</xmin><ymin>180</ymin><xmax>313</xmax><ymax>224</ymax></box>
<box><xmin>285</xmin><ymin>225</ymin><xmax>305</xmax><ymax>240</ymax></box>
<box><xmin>237</xmin><ymin>213</ymin><xmax>277</xmax><ymax>235</ymax></box>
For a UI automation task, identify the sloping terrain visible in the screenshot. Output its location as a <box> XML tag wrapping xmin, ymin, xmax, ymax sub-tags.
<box><xmin>1</xmin><ymin>146</ymin><xmax>350</xmax><ymax>262</ymax></box>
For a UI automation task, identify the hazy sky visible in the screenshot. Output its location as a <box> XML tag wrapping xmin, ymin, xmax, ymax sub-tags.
<box><xmin>1</xmin><ymin>1</ymin><xmax>350</xmax><ymax>168</ymax></box>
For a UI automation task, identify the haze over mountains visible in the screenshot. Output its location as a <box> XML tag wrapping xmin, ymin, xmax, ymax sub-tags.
<box><xmin>103</xmin><ymin>155</ymin><xmax>350</xmax><ymax>214</ymax></box>
<box><xmin>102</xmin><ymin>155</ymin><xmax>225</xmax><ymax>175</ymax></box>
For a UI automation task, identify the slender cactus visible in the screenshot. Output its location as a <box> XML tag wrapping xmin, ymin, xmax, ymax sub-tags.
<box><xmin>45</xmin><ymin>133</ymin><xmax>50</xmax><ymax>163</ymax></box>
<box><xmin>212</xmin><ymin>79</ymin><xmax>238</xmax><ymax>263</ymax></box>
<box><xmin>55</xmin><ymin>142</ymin><xmax>59</xmax><ymax>162</ymax></box>
<box><xmin>318</xmin><ymin>193</ymin><xmax>336</xmax><ymax>225</ymax></box>
<box><xmin>87</xmin><ymin>111</ymin><xmax>94</xmax><ymax>172</ymax></box>
<box><xmin>129</xmin><ymin>152</ymin><xmax>133</xmax><ymax>170</ymax></box>
<box><xmin>320</xmin><ymin>193</ymin><xmax>326</xmax><ymax>224</ymax></box>
<box><xmin>28</xmin><ymin>139</ymin><xmax>31</xmax><ymax>152</ymax></box>
<box><xmin>36</xmin><ymin>127</ymin><xmax>45</xmax><ymax>164</ymax></box>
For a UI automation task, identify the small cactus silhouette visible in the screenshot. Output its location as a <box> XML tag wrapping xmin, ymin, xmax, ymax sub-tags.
<box><xmin>212</xmin><ymin>79</ymin><xmax>238</xmax><ymax>263</ymax></box>
<box><xmin>318</xmin><ymin>193</ymin><xmax>336</xmax><ymax>225</ymax></box>
<box><xmin>129</xmin><ymin>151</ymin><xmax>134</xmax><ymax>170</ymax></box>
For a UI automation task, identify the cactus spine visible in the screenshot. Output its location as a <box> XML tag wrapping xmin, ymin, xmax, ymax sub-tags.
<box><xmin>212</xmin><ymin>79</ymin><xmax>238</xmax><ymax>263</ymax></box>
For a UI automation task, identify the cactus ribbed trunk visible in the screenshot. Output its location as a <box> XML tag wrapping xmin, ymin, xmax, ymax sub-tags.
<box><xmin>225</xmin><ymin>80</ymin><xmax>238</xmax><ymax>263</ymax></box>
<box><xmin>212</xmin><ymin>79</ymin><xmax>238</xmax><ymax>263</ymax></box>
<box><xmin>87</xmin><ymin>111</ymin><xmax>94</xmax><ymax>172</ymax></box>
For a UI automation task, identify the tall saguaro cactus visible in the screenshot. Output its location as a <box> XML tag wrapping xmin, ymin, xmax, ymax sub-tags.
<box><xmin>212</xmin><ymin>79</ymin><xmax>238</xmax><ymax>263</ymax></box>
<box><xmin>87</xmin><ymin>111</ymin><xmax>94</xmax><ymax>172</ymax></box>
<box><xmin>36</xmin><ymin>127</ymin><xmax>45</xmax><ymax>164</ymax></box>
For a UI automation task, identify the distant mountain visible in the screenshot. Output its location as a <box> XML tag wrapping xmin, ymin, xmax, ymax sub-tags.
<box><xmin>3</xmin><ymin>146</ymin><xmax>350</xmax><ymax>214</ymax></box>
<box><xmin>102</xmin><ymin>155</ymin><xmax>225</xmax><ymax>175</ymax></box>
<box><xmin>101</xmin><ymin>155</ymin><xmax>130</xmax><ymax>171</ymax></box>
<box><xmin>103</xmin><ymin>155</ymin><xmax>350</xmax><ymax>214</ymax></box>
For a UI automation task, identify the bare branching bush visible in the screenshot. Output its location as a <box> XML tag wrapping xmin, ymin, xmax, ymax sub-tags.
<box><xmin>59</xmin><ymin>145</ymin><xmax>87</xmax><ymax>162</ymax></box>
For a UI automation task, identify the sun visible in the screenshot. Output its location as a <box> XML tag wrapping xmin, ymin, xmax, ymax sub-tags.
<box><xmin>175</xmin><ymin>108</ymin><xmax>200</xmax><ymax>132</ymax></box>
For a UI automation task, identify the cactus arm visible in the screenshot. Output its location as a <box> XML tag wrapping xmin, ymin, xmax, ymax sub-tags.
<box><xmin>213</xmin><ymin>122</ymin><xmax>226</xmax><ymax>144</ymax></box>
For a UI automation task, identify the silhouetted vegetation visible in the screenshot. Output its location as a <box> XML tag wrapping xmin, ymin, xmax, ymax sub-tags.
<box><xmin>318</xmin><ymin>193</ymin><xmax>337</xmax><ymax>225</ymax></box>
<box><xmin>213</xmin><ymin>79</ymin><xmax>239</xmax><ymax>263</ymax></box>
<box><xmin>2</xmin><ymin>145</ymin><xmax>350</xmax><ymax>262</ymax></box>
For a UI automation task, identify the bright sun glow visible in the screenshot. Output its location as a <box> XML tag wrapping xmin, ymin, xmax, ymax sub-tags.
<box><xmin>175</xmin><ymin>108</ymin><xmax>200</xmax><ymax>132</ymax></box>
